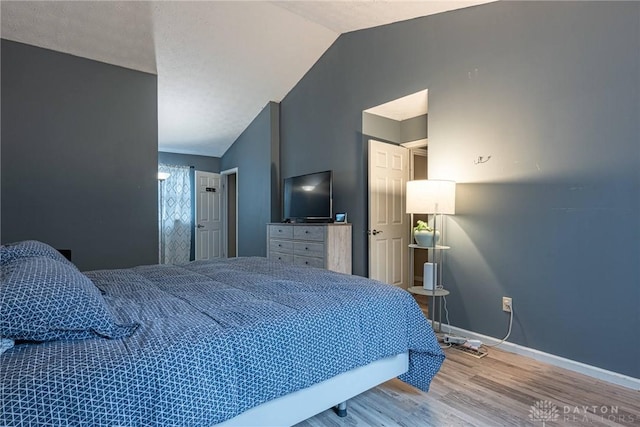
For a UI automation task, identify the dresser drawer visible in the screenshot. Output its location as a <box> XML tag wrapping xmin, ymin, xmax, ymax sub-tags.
<box><xmin>293</xmin><ymin>226</ymin><xmax>325</xmax><ymax>242</ymax></box>
<box><xmin>270</xmin><ymin>239</ymin><xmax>294</xmax><ymax>253</ymax></box>
<box><xmin>293</xmin><ymin>241</ymin><xmax>324</xmax><ymax>258</ymax></box>
<box><xmin>269</xmin><ymin>251</ymin><xmax>293</xmax><ymax>263</ymax></box>
<box><xmin>294</xmin><ymin>255</ymin><xmax>324</xmax><ymax>269</ymax></box>
<box><xmin>269</xmin><ymin>225</ymin><xmax>294</xmax><ymax>239</ymax></box>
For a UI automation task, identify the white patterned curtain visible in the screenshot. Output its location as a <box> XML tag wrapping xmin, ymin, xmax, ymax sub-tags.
<box><xmin>159</xmin><ymin>164</ymin><xmax>192</xmax><ymax>264</ymax></box>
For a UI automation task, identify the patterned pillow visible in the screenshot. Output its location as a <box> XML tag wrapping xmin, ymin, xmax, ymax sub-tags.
<box><xmin>0</xmin><ymin>256</ymin><xmax>138</xmax><ymax>341</ymax></box>
<box><xmin>1</xmin><ymin>240</ymin><xmax>75</xmax><ymax>268</ymax></box>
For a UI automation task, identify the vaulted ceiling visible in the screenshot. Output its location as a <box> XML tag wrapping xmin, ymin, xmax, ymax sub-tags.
<box><xmin>1</xmin><ymin>1</ymin><xmax>493</xmax><ymax>157</ymax></box>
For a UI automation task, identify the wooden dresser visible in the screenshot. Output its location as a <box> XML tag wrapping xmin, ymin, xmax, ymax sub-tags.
<box><xmin>267</xmin><ymin>223</ymin><xmax>352</xmax><ymax>274</ymax></box>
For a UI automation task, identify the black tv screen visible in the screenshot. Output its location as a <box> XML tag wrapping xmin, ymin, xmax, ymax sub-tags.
<box><xmin>283</xmin><ymin>171</ymin><xmax>332</xmax><ymax>222</ymax></box>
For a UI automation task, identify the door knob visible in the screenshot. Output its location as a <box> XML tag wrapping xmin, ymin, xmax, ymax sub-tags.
<box><xmin>197</xmin><ymin>224</ymin><xmax>205</xmax><ymax>228</ymax></box>
<box><xmin>368</xmin><ymin>229</ymin><xmax>383</xmax><ymax>235</ymax></box>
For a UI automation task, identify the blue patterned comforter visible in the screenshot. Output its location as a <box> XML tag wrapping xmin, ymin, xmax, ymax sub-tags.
<box><xmin>1</xmin><ymin>257</ymin><xmax>444</xmax><ymax>426</ymax></box>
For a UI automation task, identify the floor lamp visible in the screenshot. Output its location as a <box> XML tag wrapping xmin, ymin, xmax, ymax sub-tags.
<box><xmin>158</xmin><ymin>172</ymin><xmax>171</xmax><ymax>264</ymax></box>
<box><xmin>406</xmin><ymin>179</ymin><xmax>456</xmax><ymax>330</ymax></box>
<box><xmin>406</xmin><ymin>179</ymin><xmax>456</xmax><ymax>237</ymax></box>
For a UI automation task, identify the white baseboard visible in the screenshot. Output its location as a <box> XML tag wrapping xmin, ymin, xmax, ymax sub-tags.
<box><xmin>432</xmin><ymin>321</ymin><xmax>640</xmax><ymax>391</ymax></box>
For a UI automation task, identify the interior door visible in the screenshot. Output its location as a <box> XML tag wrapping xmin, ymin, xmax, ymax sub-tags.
<box><xmin>195</xmin><ymin>171</ymin><xmax>222</xmax><ymax>260</ymax></box>
<box><xmin>368</xmin><ymin>140</ymin><xmax>409</xmax><ymax>287</ymax></box>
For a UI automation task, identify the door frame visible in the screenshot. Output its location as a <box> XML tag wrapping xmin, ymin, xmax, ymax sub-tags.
<box><xmin>407</xmin><ymin>145</ymin><xmax>428</xmax><ymax>286</ymax></box>
<box><xmin>221</xmin><ymin>167</ymin><xmax>239</xmax><ymax>257</ymax></box>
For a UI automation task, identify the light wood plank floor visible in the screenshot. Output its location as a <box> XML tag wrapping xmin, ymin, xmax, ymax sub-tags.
<box><xmin>296</xmin><ymin>345</ymin><xmax>640</xmax><ymax>427</ymax></box>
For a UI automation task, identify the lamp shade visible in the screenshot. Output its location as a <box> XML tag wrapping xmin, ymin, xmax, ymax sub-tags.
<box><xmin>406</xmin><ymin>180</ymin><xmax>456</xmax><ymax>214</ymax></box>
<box><xmin>158</xmin><ymin>172</ymin><xmax>171</xmax><ymax>181</ymax></box>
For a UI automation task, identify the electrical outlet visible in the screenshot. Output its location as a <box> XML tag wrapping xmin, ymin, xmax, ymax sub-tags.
<box><xmin>502</xmin><ymin>297</ymin><xmax>512</xmax><ymax>313</ymax></box>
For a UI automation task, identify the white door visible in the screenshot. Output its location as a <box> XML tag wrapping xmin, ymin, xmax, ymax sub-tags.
<box><xmin>195</xmin><ymin>171</ymin><xmax>222</xmax><ymax>260</ymax></box>
<box><xmin>368</xmin><ymin>140</ymin><xmax>410</xmax><ymax>287</ymax></box>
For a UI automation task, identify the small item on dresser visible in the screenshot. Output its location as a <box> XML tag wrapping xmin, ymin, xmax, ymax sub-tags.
<box><xmin>335</xmin><ymin>213</ymin><xmax>347</xmax><ymax>223</ymax></box>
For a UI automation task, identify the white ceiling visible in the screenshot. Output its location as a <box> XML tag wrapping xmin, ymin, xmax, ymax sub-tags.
<box><xmin>1</xmin><ymin>1</ymin><xmax>493</xmax><ymax>157</ymax></box>
<box><xmin>364</xmin><ymin>89</ymin><xmax>429</xmax><ymax>121</ymax></box>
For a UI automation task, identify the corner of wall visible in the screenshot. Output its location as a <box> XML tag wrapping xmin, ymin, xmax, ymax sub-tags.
<box><xmin>270</xmin><ymin>102</ymin><xmax>281</xmax><ymax>223</ymax></box>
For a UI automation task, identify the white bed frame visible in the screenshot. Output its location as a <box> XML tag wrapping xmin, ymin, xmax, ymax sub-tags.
<box><xmin>216</xmin><ymin>352</ymin><xmax>409</xmax><ymax>427</ymax></box>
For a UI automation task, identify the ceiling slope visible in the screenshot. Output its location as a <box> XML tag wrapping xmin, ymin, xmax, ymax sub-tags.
<box><xmin>1</xmin><ymin>1</ymin><xmax>494</xmax><ymax>156</ymax></box>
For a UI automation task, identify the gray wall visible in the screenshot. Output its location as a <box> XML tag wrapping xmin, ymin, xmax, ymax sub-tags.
<box><xmin>362</xmin><ymin>113</ymin><xmax>427</xmax><ymax>144</ymax></box>
<box><xmin>220</xmin><ymin>102</ymin><xmax>280</xmax><ymax>256</ymax></box>
<box><xmin>362</xmin><ymin>113</ymin><xmax>402</xmax><ymax>143</ymax></box>
<box><xmin>1</xmin><ymin>40</ymin><xmax>158</xmax><ymax>271</ymax></box>
<box><xmin>400</xmin><ymin>115</ymin><xmax>427</xmax><ymax>143</ymax></box>
<box><xmin>158</xmin><ymin>151</ymin><xmax>220</xmax><ymax>172</ymax></box>
<box><xmin>276</xmin><ymin>2</ymin><xmax>639</xmax><ymax>377</ymax></box>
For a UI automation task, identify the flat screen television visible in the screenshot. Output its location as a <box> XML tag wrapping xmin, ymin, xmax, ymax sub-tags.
<box><xmin>283</xmin><ymin>171</ymin><xmax>332</xmax><ymax>222</ymax></box>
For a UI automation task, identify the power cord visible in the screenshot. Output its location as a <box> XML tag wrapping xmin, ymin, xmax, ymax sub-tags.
<box><xmin>442</xmin><ymin>294</ymin><xmax>452</xmax><ymax>330</ymax></box>
<box><xmin>439</xmin><ymin>295</ymin><xmax>470</xmax><ymax>345</ymax></box>
<box><xmin>485</xmin><ymin>301</ymin><xmax>514</xmax><ymax>348</ymax></box>
<box><xmin>438</xmin><ymin>294</ymin><xmax>453</xmax><ymax>349</ymax></box>
<box><xmin>439</xmin><ymin>295</ymin><xmax>514</xmax><ymax>351</ymax></box>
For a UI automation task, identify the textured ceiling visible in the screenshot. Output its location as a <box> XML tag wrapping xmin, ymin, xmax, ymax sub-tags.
<box><xmin>364</xmin><ymin>89</ymin><xmax>429</xmax><ymax>121</ymax></box>
<box><xmin>1</xmin><ymin>1</ymin><xmax>493</xmax><ymax>157</ymax></box>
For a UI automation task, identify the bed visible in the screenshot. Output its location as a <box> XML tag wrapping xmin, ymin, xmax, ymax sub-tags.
<box><xmin>0</xmin><ymin>240</ymin><xmax>445</xmax><ymax>426</ymax></box>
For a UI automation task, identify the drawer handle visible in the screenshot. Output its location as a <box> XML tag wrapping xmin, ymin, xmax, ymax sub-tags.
<box><xmin>305</xmin><ymin>261</ymin><xmax>309</xmax><ymax>265</ymax></box>
<box><xmin>278</xmin><ymin>244</ymin><xmax>282</xmax><ymax>247</ymax></box>
<box><xmin>278</xmin><ymin>257</ymin><xmax>282</xmax><ymax>260</ymax></box>
<box><xmin>305</xmin><ymin>231</ymin><xmax>309</xmax><ymax>234</ymax></box>
<box><xmin>305</xmin><ymin>247</ymin><xmax>308</xmax><ymax>250</ymax></box>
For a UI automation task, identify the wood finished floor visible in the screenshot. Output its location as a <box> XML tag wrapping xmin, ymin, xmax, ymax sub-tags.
<box><xmin>296</xmin><ymin>342</ymin><xmax>640</xmax><ymax>427</ymax></box>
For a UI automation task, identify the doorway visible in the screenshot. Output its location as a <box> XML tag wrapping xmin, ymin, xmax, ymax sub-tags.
<box><xmin>363</xmin><ymin>89</ymin><xmax>428</xmax><ymax>287</ymax></box>
<box><xmin>221</xmin><ymin>168</ymin><xmax>238</xmax><ymax>257</ymax></box>
<box><xmin>407</xmin><ymin>145</ymin><xmax>428</xmax><ymax>286</ymax></box>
